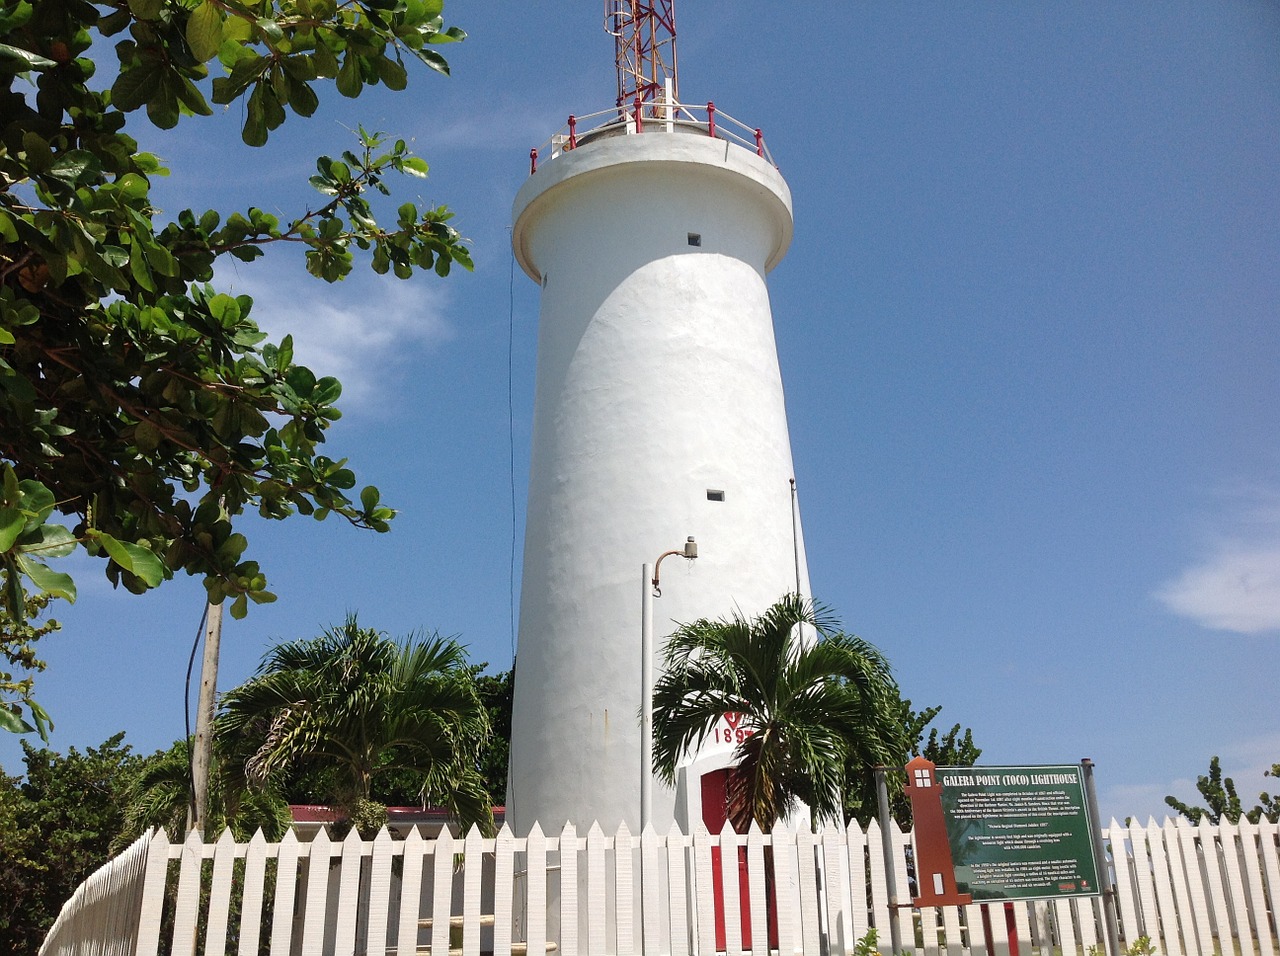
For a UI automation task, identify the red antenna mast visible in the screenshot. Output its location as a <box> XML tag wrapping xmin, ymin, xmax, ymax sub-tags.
<box><xmin>605</xmin><ymin>1</ymin><xmax>678</xmax><ymax>110</ymax></box>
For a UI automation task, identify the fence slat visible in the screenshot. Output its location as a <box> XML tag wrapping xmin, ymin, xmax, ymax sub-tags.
<box><xmin>1257</xmin><ymin>822</ymin><xmax>1280</xmax><ymax>953</ymax></box>
<box><xmin>1197</xmin><ymin>817</ymin><xmax>1233</xmax><ymax>946</ymax></box>
<box><xmin>963</xmin><ymin>903</ymin><xmax>989</xmax><ymax>956</ymax></box>
<box><xmin>1144</xmin><ymin>818</ymin><xmax>1183</xmax><ymax>956</ymax></box>
<box><xmin>464</xmin><ymin>826</ymin><xmax>485</xmax><ymax>956</ymax></box>
<box><xmin>495</xmin><ymin>825</ymin><xmax>517</xmax><ymax>956</ymax></box>
<box><xmin>640</xmin><ymin>824</ymin><xmax>662</xmax><ymax>954</ymax></box>
<box><xmin>1178</xmin><ymin>819</ymin><xmax>1217</xmax><ymax>956</ymax></box>
<box><xmin>942</xmin><ymin>904</ymin><xmax>965</xmax><ymax>956</ymax></box>
<box><xmin>365</xmin><ymin>828</ymin><xmax>395</xmax><ymax>956</ymax></box>
<box><xmin>431</xmin><ymin>828</ymin><xmax>456</xmax><ymax>956</ymax></box>
<box><xmin>692</xmin><ymin>826</ymin><xmax>719</xmax><ymax>956</ymax></box>
<box><xmin>397</xmin><ymin>826</ymin><xmax>426</xmax><ymax>956</ymax></box>
<box><xmin>1109</xmin><ymin>821</ymin><xmax>1140</xmax><ymax>944</ymax></box>
<box><xmin>1053</xmin><ymin>898</ymin><xmax>1076</xmax><ymax>956</ymax></box>
<box><xmin>269</xmin><ymin>830</ymin><xmax>300</xmax><ymax>956</ymax></box>
<box><xmin>721</xmin><ymin>821</ymin><xmax>744</xmax><ymax>956</ymax></box>
<box><xmin>866</xmin><ymin>818</ymin><xmax>892</xmax><ymax>952</ymax></box>
<box><xmin>665</xmin><ymin>824</ymin><xmax>688</xmax><ymax>956</ymax></box>
<box><xmin>1127</xmin><ymin>819</ymin><xmax>1161</xmax><ymax>941</ymax></box>
<box><xmin>236</xmin><ymin>829</ymin><xmax>268</xmax><ymax>956</ymax></box>
<box><xmin>204</xmin><ymin>828</ymin><xmax>238</xmax><ymax>955</ymax></box>
<box><xmin>846</xmin><ymin>819</ymin><xmax>869</xmax><ymax>946</ymax></box>
<box><xmin>527</xmin><ymin>822</ymin><xmax>548</xmax><ymax>956</ymax></box>
<box><xmin>1239</xmin><ymin>819</ymin><xmax>1278</xmax><ymax>956</ymax></box>
<box><xmin>797</xmin><ymin>828</ymin><xmax>823</xmax><ymax>956</ymax></box>
<box><xmin>561</xmin><ymin>823</ymin><xmax>580</xmax><ymax>956</ymax></box>
<box><xmin>1219</xmin><ymin>819</ymin><xmax>1256</xmax><ymax>956</ymax></box>
<box><xmin>584</xmin><ymin>823</ymin><xmax>606</xmax><ymax>956</ymax></box>
<box><xmin>170</xmin><ymin>828</ymin><xmax>206</xmax><ymax>954</ymax></box>
<box><xmin>134</xmin><ymin>828</ymin><xmax>172</xmax><ymax>956</ymax></box>
<box><xmin>1011</xmin><ymin>900</ymin><xmax>1034</xmax><ymax>954</ymax></box>
<box><xmin>822</xmin><ymin>824</ymin><xmax>853</xmax><ymax>955</ymax></box>
<box><xmin>772</xmin><ymin>824</ymin><xmax>798</xmax><ymax>956</ymax></box>
<box><xmin>615</xmin><ymin>822</ymin><xmax>635</xmax><ymax>956</ymax></box>
<box><xmin>1164</xmin><ymin>819</ymin><xmax>1203</xmax><ymax>956</ymax></box>
<box><xmin>747</xmin><ymin>823</ymin><xmax>769</xmax><ymax>956</ymax></box>
<box><xmin>888</xmin><ymin>820</ymin><xmax>914</xmax><ymax>952</ymax></box>
<box><xmin>300</xmin><ymin>827</ymin><xmax>333</xmax><ymax>956</ymax></box>
<box><xmin>333</xmin><ymin>827</ymin><xmax>364</xmax><ymax>956</ymax></box>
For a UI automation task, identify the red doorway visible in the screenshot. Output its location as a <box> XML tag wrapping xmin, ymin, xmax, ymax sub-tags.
<box><xmin>700</xmin><ymin>769</ymin><xmax>777</xmax><ymax>951</ymax></box>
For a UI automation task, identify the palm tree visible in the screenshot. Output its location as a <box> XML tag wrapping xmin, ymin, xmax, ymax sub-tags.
<box><xmin>652</xmin><ymin>593</ymin><xmax>907</xmax><ymax>832</ymax></box>
<box><xmin>112</xmin><ymin>739</ymin><xmax>293</xmax><ymax>850</ymax></box>
<box><xmin>217</xmin><ymin>615</ymin><xmax>494</xmax><ymax>835</ymax></box>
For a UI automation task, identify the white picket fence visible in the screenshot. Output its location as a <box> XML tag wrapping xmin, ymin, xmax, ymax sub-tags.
<box><xmin>39</xmin><ymin>817</ymin><xmax>1280</xmax><ymax>956</ymax></box>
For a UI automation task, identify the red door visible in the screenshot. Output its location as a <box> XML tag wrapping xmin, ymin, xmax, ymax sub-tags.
<box><xmin>700</xmin><ymin>770</ymin><xmax>776</xmax><ymax>951</ymax></box>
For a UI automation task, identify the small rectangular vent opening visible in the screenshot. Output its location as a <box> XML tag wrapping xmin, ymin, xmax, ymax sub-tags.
<box><xmin>706</xmin><ymin>489</ymin><xmax>725</xmax><ymax>502</ymax></box>
<box><xmin>687</xmin><ymin>233</ymin><xmax>702</xmax><ymax>247</ymax></box>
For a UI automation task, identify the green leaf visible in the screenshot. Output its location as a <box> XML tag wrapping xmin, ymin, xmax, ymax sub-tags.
<box><xmin>410</xmin><ymin>47</ymin><xmax>450</xmax><ymax>76</ymax></box>
<box><xmin>186</xmin><ymin>0</ymin><xmax>223</xmax><ymax>61</ymax></box>
<box><xmin>0</xmin><ymin>42</ymin><xmax>56</xmax><ymax>71</ymax></box>
<box><xmin>128</xmin><ymin>0</ymin><xmax>165</xmax><ymax>20</ymax></box>
<box><xmin>0</xmin><ymin>708</ymin><xmax>34</xmax><ymax>735</ymax></box>
<box><xmin>95</xmin><ymin>533</ymin><xmax>166</xmax><ymax>587</ymax></box>
<box><xmin>0</xmin><ymin>506</ymin><xmax>23</xmax><ymax>552</ymax></box>
<box><xmin>16</xmin><ymin>556</ymin><xmax>77</xmax><ymax>604</ymax></box>
<box><xmin>21</xmin><ymin>523</ymin><xmax>77</xmax><ymax>559</ymax></box>
<box><xmin>112</xmin><ymin>64</ymin><xmax>161</xmax><ymax>113</ymax></box>
<box><xmin>400</xmin><ymin>156</ymin><xmax>429</xmax><ymax>177</ymax></box>
<box><xmin>336</xmin><ymin>53</ymin><xmax>362</xmax><ymax>97</ymax></box>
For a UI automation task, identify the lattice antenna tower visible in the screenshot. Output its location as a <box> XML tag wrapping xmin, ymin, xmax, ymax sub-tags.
<box><xmin>605</xmin><ymin>1</ymin><xmax>678</xmax><ymax>110</ymax></box>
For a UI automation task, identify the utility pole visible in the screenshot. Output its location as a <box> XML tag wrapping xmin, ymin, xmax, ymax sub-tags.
<box><xmin>188</xmin><ymin>599</ymin><xmax>223</xmax><ymax>834</ymax></box>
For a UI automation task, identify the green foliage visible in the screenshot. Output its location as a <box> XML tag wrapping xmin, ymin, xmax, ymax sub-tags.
<box><xmin>1125</xmin><ymin>936</ymin><xmax>1158</xmax><ymax>956</ymax></box>
<box><xmin>112</xmin><ymin>737</ymin><xmax>291</xmax><ymax>850</ymax></box>
<box><xmin>1165</xmin><ymin>755</ymin><xmax>1280</xmax><ymax>824</ymax></box>
<box><xmin>0</xmin><ymin>0</ymin><xmax>472</xmax><ymax>723</ymax></box>
<box><xmin>472</xmin><ymin>665</ymin><xmax>512</xmax><ymax>802</ymax></box>
<box><xmin>0</xmin><ymin>733</ymin><xmax>142</xmax><ymax>952</ymax></box>
<box><xmin>652</xmin><ymin>593</ymin><xmax>908</xmax><ymax>832</ymax></box>
<box><xmin>852</xmin><ymin>928</ymin><xmax>880</xmax><ymax>956</ymax></box>
<box><xmin>843</xmin><ymin>697</ymin><xmax>983</xmax><ymax>826</ymax></box>
<box><xmin>217</xmin><ymin>615</ymin><xmax>494</xmax><ymax>834</ymax></box>
<box><xmin>0</xmin><ymin>588</ymin><xmax>58</xmax><ymax>737</ymax></box>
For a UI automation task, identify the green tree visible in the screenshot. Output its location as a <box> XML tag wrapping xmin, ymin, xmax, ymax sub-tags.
<box><xmin>0</xmin><ymin>733</ymin><xmax>141</xmax><ymax>953</ymax></box>
<box><xmin>842</xmin><ymin>698</ymin><xmax>983</xmax><ymax>826</ymax></box>
<box><xmin>0</xmin><ymin>0</ymin><xmax>471</xmax><ymax>690</ymax></box>
<box><xmin>112</xmin><ymin>737</ymin><xmax>292</xmax><ymax>850</ymax></box>
<box><xmin>1165</xmin><ymin>755</ymin><xmax>1280</xmax><ymax>824</ymax></box>
<box><xmin>652</xmin><ymin>593</ymin><xmax>907</xmax><ymax>832</ymax></box>
<box><xmin>0</xmin><ymin>590</ymin><xmax>58</xmax><ymax>736</ymax></box>
<box><xmin>473</xmin><ymin>665</ymin><xmax>512</xmax><ymax>802</ymax></box>
<box><xmin>217</xmin><ymin>616</ymin><xmax>493</xmax><ymax>835</ymax></box>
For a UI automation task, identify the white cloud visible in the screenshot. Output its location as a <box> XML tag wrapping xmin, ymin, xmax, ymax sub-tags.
<box><xmin>1156</xmin><ymin>484</ymin><xmax>1280</xmax><ymax>635</ymax></box>
<box><xmin>221</xmin><ymin>269</ymin><xmax>454</xmax><ymax>407</ymax></box>
<box><xmin>1156</xmin><ymin>546</ymin><xmax>1280</xmax><ymax>635</ymax></box>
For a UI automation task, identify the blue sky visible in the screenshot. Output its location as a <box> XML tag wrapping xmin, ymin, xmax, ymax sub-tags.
<box><xmin>3</xmin><ymin>1</ymin><xmax>1278</xmax><ymax>827</ymax></box>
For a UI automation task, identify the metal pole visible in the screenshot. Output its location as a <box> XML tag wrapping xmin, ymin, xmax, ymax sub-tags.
<box><xmin>1082</xmin><ymin>758</ymin><xmax>1122</xmax><ymax>956</ymax></box>
<box><xmin>641</xmin><ymin>563</ymin><xmax>655</xmax><ymax>831</ymax></box>
<box><xmin>189</xmin><ymin>599</ymin><xmax>223</xmax><ymax>834</ymax></box>
<box><xmin>876</xmin><ymin>767</ymin><xmax>904</xmax><ymax>956</ymax></box>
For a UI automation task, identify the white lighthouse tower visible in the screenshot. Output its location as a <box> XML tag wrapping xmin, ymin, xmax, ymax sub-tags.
<box><xmin>508</xmin><ymin>3</ymin><xmax>812</xmax><ymax>836</ymax></box>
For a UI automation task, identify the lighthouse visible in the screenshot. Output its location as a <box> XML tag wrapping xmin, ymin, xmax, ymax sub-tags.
<box><xmin>507</xmin><ymin>4</ymin><xmax>812</xmax><ymax>836</ymax></box>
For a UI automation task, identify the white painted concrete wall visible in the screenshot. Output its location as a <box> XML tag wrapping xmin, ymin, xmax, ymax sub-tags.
<box><xmin>508</xmin><ymin>129</ymin><xmax>812</xmax><ymax>836</ymax></box>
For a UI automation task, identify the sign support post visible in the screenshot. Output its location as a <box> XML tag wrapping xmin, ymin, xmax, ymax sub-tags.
<box><xmin>875</xmin><ymin>767</ymin><xmax>903</xmax><ymax>956</ymax></box>
<box><xmin>1082</xmin><ymin>759</ymin><xmax>1121</xmax><ymax>956</ymax></box>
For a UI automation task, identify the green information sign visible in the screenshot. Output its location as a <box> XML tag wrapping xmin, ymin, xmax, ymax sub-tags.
<box><xmin>936</xmin><ymin>764</ymin><xmax>1101</xmax><ymax>901</ymax></box>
